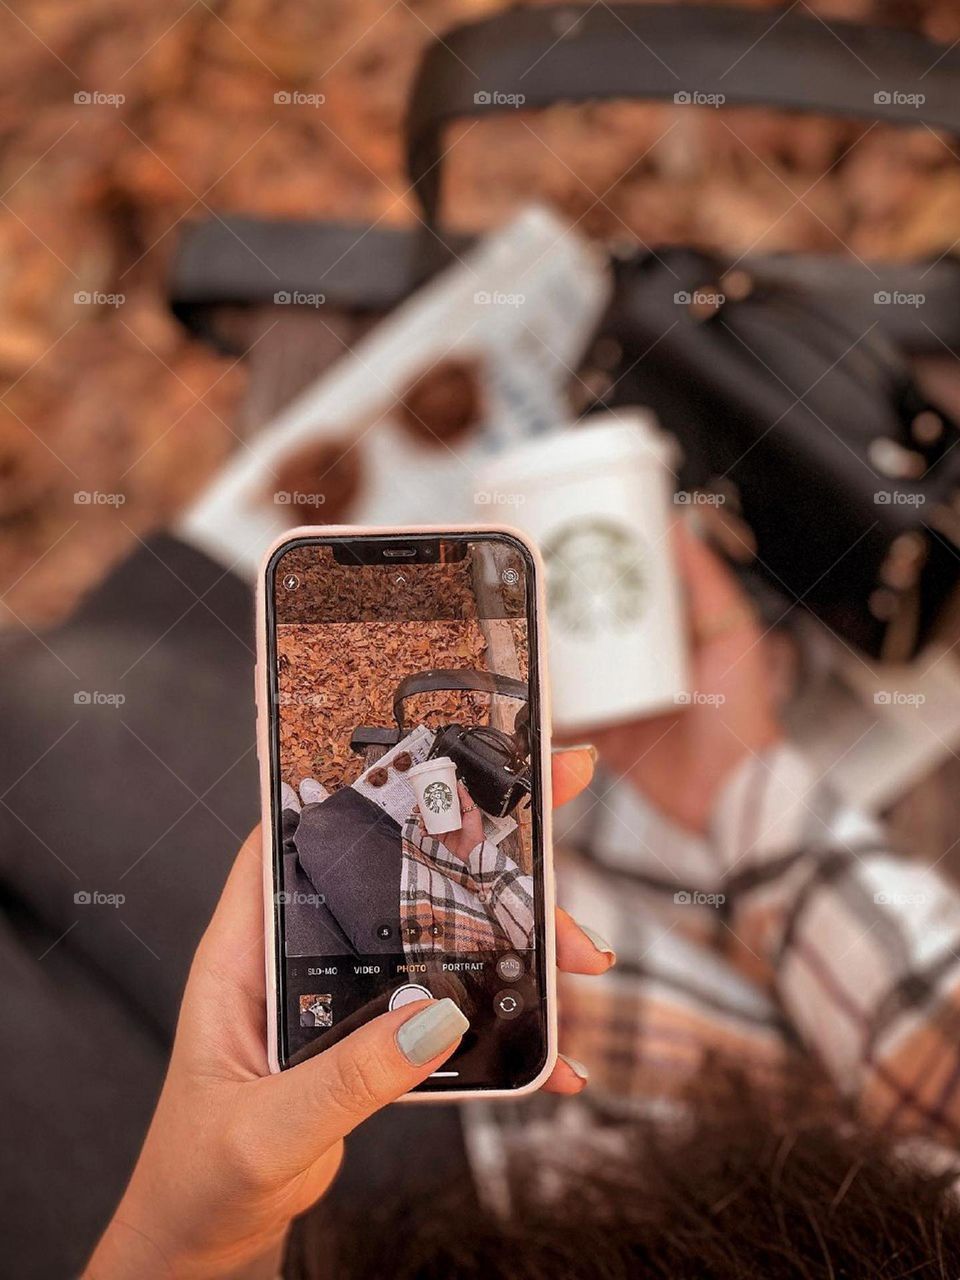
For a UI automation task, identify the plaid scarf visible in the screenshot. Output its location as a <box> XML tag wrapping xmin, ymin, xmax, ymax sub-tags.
<box><xmin>400</xmin><ymin>816</ymin><xmax>535</xmax><ymax>957</ymax></box>
<box><xmin>465</xmin><ymin>743</ymin><xmax>960</xmax><ymax>1208</ymax></box>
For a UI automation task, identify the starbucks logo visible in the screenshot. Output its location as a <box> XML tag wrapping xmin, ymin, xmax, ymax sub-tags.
<box><xmin>542</xmin><ymin>518</ymin><xmax>646</xmax><ymax>636</ymax></box>
<box><xmin>422</xmin><ymin>780</ymin><xmax>454</xmax><ymax>814</ymax></box>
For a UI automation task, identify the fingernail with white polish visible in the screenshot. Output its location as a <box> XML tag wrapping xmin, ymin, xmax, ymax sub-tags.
<box><xmin>553</xmin><ymin>743</ymin><xmax>598</xmax><ymax>763</ymax></box>
<box><xmin>579</xmin><ymin>923</ymin><xmax>616</xmax><ymax>960</ymax></box>
<box><xmin>560</xmin><ymin>1054</ymin><xmax>590</xmax><ymax>1082</ymax></box>
<box><xmin>396</xmin><ymin>998</ymin><xmax>469</xmax><ymax>1066</ymax></box>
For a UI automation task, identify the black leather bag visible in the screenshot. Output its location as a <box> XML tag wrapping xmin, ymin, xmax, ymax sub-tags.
<box><xmin>594</xmin><ymin>247</ymin><xmax>960</xmax><ymax>659</ymax></box>
<box><xmin>429</xmin><ymin>722</ymin><xmax>530</xmax><ymax>818</ymax></box>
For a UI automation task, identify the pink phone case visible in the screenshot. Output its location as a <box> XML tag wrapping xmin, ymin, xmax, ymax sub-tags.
<box><xmin>255</xmin><ymin>524</ymin><xmax>556</xmax><ymax>1100</ymax></box>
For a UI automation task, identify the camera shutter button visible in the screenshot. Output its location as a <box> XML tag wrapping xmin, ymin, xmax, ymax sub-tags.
<box><xmin>389</xmin><ymin>983</ymin><xmax>433</xmax><ymax>1011</ymax></box>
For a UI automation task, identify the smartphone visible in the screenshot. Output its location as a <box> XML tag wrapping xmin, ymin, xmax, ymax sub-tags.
<box><xmin>256</xmin><ymin>525</ymin><xmax>554</xmax><ymax>1098</ymax></box>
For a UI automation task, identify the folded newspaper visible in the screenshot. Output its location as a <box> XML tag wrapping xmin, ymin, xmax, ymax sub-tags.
<box><xmin>182</xmin><ymin>206</ymin><xmax>610</xmax><ymax>574</ymax></box>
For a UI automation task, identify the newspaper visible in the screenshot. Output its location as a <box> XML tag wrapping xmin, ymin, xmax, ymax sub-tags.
<box><xmin>789</xmin><ymin>632</ymin><xmax>960</xmax><ymax>812</ymax></box>
<box><xmin>181</xmin><ymin>206</ymin><xmax>610</xmax><ymax>574</ymax></box>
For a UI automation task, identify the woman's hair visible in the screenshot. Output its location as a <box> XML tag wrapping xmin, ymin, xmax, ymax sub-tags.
<box><xmin>294</xmin><ymin>1073</ymin><xmax>960</xmax><ymax>1279</ymax></box>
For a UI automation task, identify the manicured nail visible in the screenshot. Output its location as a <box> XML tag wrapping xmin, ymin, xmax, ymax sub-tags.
<box><xmin>552</xmin><ymin>743</ymin><xmax>598</xmax><ymax>763</ymax></box>
<box><xmin>560</xmin><ymin>1054</ymin><xmax>589</xmax><ymax>1082</ymax></box>
<box><xmin>579</xmin><ymin>923</ymin><xmax>616</xmax><ymax>961</ymax></box>
<box><xmin>396</xmin><ymin>998</ymin><xmax>469</xmax><ymax>1066</ymax></box>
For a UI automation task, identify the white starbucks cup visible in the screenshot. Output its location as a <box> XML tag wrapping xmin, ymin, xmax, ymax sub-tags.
<box><xmin>408</xmin><ymin>756</ymin><xmax>462</xmax><ymax>834</ymax></box>
<box><xmin>479</xmin><ymin>412</ymin><xmax>689</xmax><ymax>731</ymax></box>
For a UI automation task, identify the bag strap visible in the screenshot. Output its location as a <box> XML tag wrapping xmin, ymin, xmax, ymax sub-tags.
<box><xmin>393</xmin><ymin>668</ymin><xmax>527</xmax><ymax>730</ymax></box>
<box><xmin>169</xmin><ymin>7</ymin><xmax>960</xmax><ymax>351</ymax></box>
<box><xmin>406</xmin><ymin>3</ymin><xmax>960</xmax><ymax>225</ymax></box>
<box><xmin>168</xmin><ymin>221</ymin><xmax>960</xmax><ymax>354</ymax></box>
<box><xmin>169</xmin><ymin>217</ymin><xmax>472</xmax><ymax>348</ymax></box>
<box><xmin>732</xmin><ymin>254</ymin><xmax>960</xmax><ymax>355</ymax></box>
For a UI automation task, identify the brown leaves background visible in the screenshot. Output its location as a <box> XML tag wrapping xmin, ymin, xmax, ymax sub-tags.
<box><xmin>3</xmin><ymin>0</ymin><xmax>960</xmax><ymax>624</ymax></box>
<box><xmin>277</xmin><ymin>619</ymin><xmax>491</xmax><ymax>789</ymax></box>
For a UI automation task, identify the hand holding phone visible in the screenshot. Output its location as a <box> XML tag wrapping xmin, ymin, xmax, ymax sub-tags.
<box><xmin>84</xmin><ymin>761</ymin><xmax>611</xmax><ymax>1279</ymax></box>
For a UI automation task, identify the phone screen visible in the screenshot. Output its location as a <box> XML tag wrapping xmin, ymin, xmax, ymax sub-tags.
<box><xmin>264</xmin><ymin>532</ymin><xmax>548</xmax><ymax>1091</ymax></box>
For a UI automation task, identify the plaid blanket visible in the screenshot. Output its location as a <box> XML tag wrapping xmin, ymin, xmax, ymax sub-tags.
<box><xmin>465</xmin><ymin>742</ymin><xmax>960</xmax><ymax>1203</ymax></box>
<box><xmin>400</xmin><ymin>817</ymin><xmax>535</xmax><ymax>956</ymax></box>
<box><xmin>560</xmin><ymin>744</ymin><xmax>960</xmax><ymax>1141</ymax></box>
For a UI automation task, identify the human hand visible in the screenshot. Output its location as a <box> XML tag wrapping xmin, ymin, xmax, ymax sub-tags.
<box><xmin>84</xmin><ymin>747</ymin><xmax>610</xmax><ymax>1280</ymax></box>
<box><xmin>428</xmin><ymin>779</ymin><xmax>484</xmax><ymax>861</ymax></box>
<box><xmin>588</xmin><ymin>522</ymin><xmax>783</xmax><ymax>834</ymax></box>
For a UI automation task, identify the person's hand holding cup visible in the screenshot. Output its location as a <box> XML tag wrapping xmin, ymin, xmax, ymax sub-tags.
<box><xmin>478</xmin><ymin>410</ymin><xmax>783</xmax><ymax>832</ymax></box>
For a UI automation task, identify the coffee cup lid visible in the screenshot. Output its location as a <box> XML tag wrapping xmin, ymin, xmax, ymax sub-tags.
<box><xmin>481</xmin><ymin>411</ymin><xmax>676</xmax><ymax>487</ymax></box>
<box><xmin>407</xmin><ymin>756</ymin><xmax>454</xmax><ymax>778</ymax></box>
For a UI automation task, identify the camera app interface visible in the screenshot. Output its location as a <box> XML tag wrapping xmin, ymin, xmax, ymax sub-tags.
<box><xmin>268</xmin><ymin>535</ymin><xmax>545</xmax><ymax>1090</ymax></box>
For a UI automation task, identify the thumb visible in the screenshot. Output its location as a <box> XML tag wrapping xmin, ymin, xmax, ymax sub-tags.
<box><xmin>248</xmin><ymin>998</ymin><xmax>468</xmax><ymax>1172</ymax></box>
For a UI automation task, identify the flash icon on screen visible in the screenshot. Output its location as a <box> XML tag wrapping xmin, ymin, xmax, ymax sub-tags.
<box><xmin>282</xmin><ymin>573</ymin><xmax>300</xmax><ymax>591</ymax></box>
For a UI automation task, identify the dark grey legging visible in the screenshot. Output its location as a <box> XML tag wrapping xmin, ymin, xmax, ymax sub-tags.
<box><xmin>0</xmin><ymin>533</ymin><xmax>468</xmax><ymax>1280</ymax></box>
<box><xmin>286</xmin><ymin>787</ymin><xmax>403</xmax><ymax>957</ymax></box>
